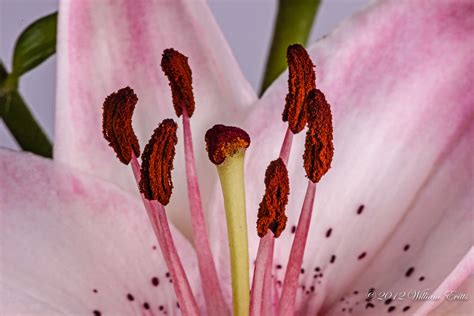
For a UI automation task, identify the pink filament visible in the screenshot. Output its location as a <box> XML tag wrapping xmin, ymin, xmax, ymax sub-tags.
<box><xmin>262</xmin><ymin>238</ymin><xmax>274</xmax><ymax>316</ymax></box>
<box><xmin>182</xmin><ymin>110</ymin><xmax>229</xmax><ymax>315</ymax></box>
<box><xmin>250</xmin><ymin>234</ymin><xmax>274</xmax><ymax>316</ymax></box>
<box><xmin>279</xmin><ymin>127</ymin><xmax>293</xmax><ymax>165</ymax></box>
<box><xmin>250</xmin><ymin>127</ymin><xmax>294</xmax><ymax>315</ymax></box>
<box><xmin>131</xmin><ymin>154</ymin><xmax>200</xmax><ymax>315</ymax></box>
<box><xmin>279</xmin><ymin>181</ymin><xmax>317</xmax><ymax>315</ymax></box>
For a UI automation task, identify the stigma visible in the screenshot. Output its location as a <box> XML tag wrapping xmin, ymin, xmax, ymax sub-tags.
<box><xmin>205</xmin><ymin>124</ymin><xmax>251</xmax><ymax>165</ymax></box>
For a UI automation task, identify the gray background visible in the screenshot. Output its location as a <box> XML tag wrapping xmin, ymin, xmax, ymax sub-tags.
<box><xmin>0</xmin><ymin>0</ymin><xmax>368</xmax><ymax>149</ymax></box>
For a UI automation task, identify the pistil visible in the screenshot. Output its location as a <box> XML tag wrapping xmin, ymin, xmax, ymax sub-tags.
<box><xmin>279</xmin><ymin>88</ymin><xmax>334</xmax><ymax>315</ymax></box>
<box><xmin>161</xmin><ymin>48</ymin><xmax>228</xmax><ymax>315</ymax></box>
<box><xmin>205</xmin><ymin>125</ymin><xmax>251</xmax><ymax>316</ymax></box>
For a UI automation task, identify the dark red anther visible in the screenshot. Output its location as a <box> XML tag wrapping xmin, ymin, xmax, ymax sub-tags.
<box><xmin>161</xmin><ymin>48</ymin><xmax>195</xmax><ymax>117</ymax></box>
<box><xmin>139</xmin><ymin>119</ymin><xmax>178</xmax><ymax>205</ymax></box>
<box><xmin>282</xmin><ymin>44</ymin><xmax>316</xmax><ymax>134</ymax></box>
<box><xmin>257</xmin><ymin>158</ymin><xmax>290</xmax><ymax>238</ymax></box>
<box><xmin>102</xmin><ymin>86</ymin><xmax>140</xmax><ymax>164</ymax></box>
<box><xmin>303</xmin><ymin>89</ymin><xmax>334</xmax><ymax>183</ymax></box>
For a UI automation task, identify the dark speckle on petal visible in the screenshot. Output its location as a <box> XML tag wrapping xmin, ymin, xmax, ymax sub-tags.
<box><xmin>357</xmin><ymin>204</ymin><xmax>364</xmax><ymax>215</ymax></box>
<box><xmin>291</xmin><ymin>225</ymin><xmax>296</xmax><ymax>234</ymax></box>
<box><xmin>405</xmin><ymin>267</ymin><xmax>415</xmax><ymax>277</ymax></box>
<box><xmin>152</xmin><ymin>277</ymin><xmax>159</xmax><ymax>286</ymax></box>
<box><xmin>326</xmin><ymin>228</ymin><xmax>332</xmax><ymax>238</ymax></box>
<box><xmin>330</xmin><ymin>255</ymin><xmax>336</xmax><ymax>263</ymax></box>
<box><xmin>93</xmin><ymin>311</ymin><xmax>101</xmax><ymax>316</ymax></box>
<box><xmin>403</xmin><ymin>244</ymin><xmax>410</xmax><ymax>251</ymax></box>
<box><xmin>388</xmin><ymin>306</ymin><xmax>396</xmax><ymax>313</ymax></box>
<box><xmin>358</xmin><ymin>252</ymin><xmax>367</xmax><ymax>260</ymax></box>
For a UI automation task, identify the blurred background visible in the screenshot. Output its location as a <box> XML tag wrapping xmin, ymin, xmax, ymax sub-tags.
<box><xmin>0</xmin><ymin>0</ymin><xmax>368</xmax><ymax>149</ymax></box>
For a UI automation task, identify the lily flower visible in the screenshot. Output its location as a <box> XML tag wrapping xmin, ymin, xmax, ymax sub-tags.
<box><xmin>1</xmin><ymin>0</ymin><xmax>473</xmax><ymax>315</ymax></box>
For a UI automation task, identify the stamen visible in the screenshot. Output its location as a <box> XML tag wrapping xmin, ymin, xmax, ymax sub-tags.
<box><xmin>206</xmin><ymin>125</ymin><xmax>251</xmax><ymax>316</ymax></box>
<box><xmin>280</xmin><ymin>88</ymin><xmax>333</xmax><ymax>315</ymax></box>
<box><xmin>130</xmin><ymin>155</ymin><xmax>200</xmax><ymax>315</ymax></box>
<box><xmin>161</xmin><ymin>47</ymin><xmax>229</xmax><ymax>314</ymax></box>
<box><xmin>279</xmin><ymin>181</ymin><xmax>317</xmax><ymax>315</ymax></box>
<box><xmin>251</xmin><ymin>159</ymin><xmax>289</xmax><ymax>315</ymax></box>
<box><xmin>139</xmin><ymin>119</ymin><xmax>178</xmax><ymax>205</ymax></box>
<box><xmin>282</xmin><ymin>44</ymin><xmax>316</xmax><ymax>134</ymax></box>
<box><xmin>303</xmin><ymin>89</ymin><xmax>334</xmax><ymax>183</ymax></box>
<box><xmin>102</xmin><ymin>86</ymin><xmax>140</xmax><ymax>164</ymax></box>
<box><xmin>205</xmin><ymin>124</ymin><xmax>251</xmax><ymax>165</ymax></box>
<box><xmin>161</xmin><ymin>48</ymin><xmax>195</xmax><ymax>117</ymax></box>
<box><xmin>250</xmin><ymin>234</ymin><xmax>274</xmax><ymax>316</ymax></box>
<box><xmin>257</xmin><ymin>158</ymin><xmax>290</xmax><ymax>238</ymax></box>
<box><xmin>181</xmin><ymin>109</ymin><xmax>230</xmax><ymax>315</ymax></box>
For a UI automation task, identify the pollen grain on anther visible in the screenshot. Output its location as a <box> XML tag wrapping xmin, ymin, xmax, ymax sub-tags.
<box><xmin>161</xmin><ymin>48</ymin><xmax>195</xmax><ymax>117</ymax></box>
<box><xmin>303</xmin><ymin>88</ymin><xmax>334</xmax><ymax>183</ymax></box>
<box><xmin>282</xmin><ymin>44</ymin><xmax>316</xmax><ymax>134</ymax></box>
<box><xmin>139</xmin><ymin>119</ymin><xmax>178</xmax><ymax>205</ymax></box>
<box><xmin>204</xmin><ymin>124</ymin><xmax>250</xmax><ymax>165</ymax></box>
<box><xmin>257</xmin><ymin>158</ymin><xmax>290</xmax><ymax>238</ymax></box>
<box><xmin>102</xmin><ymin>86</ymin><xmax>140</xmax><ymax>164</ymax></box>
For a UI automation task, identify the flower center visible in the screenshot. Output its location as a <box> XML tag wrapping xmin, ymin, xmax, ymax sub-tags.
<box><xmin>101</xmin><ymin>44</ymin><xmax>333</xmax><ymax>316</ymax></box>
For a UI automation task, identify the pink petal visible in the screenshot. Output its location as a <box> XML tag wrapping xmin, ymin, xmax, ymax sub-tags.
<box><xmin>55</xmin><ymin>0</ymin><xmax>256</xmax><ymax>233</ymax></box>
<box><xmin>0</xmin><ymin>149</ymin><xmax>203</xmax><ymax>314</ymax></box>
<box><xmin>210</xmin><ymin>0</ymin><xmax>473</xmax><ymax>314</ymax></box>
<box><xmin>414</xmin><ymin>247</ymin><xmax>473</xmax><ymax>316</ymax></box>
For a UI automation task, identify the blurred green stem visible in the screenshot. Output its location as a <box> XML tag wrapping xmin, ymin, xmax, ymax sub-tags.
<box><xmin>260</xmin><ymin>0</ymin><xmax>321</xmax><ymax>95</ymax></box>
<box><xmin>0</xmin><ymin>62</ymin><xmax>53</xmax><ymax>158</ymax></box>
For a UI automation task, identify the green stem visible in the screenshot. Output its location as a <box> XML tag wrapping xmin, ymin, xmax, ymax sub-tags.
<box><xmin>0</xmin><ymin>62</ymin><xmax>53</xmax><ymax>158</ymax></box>
<box><xmin>260</xmin><ymin>0</ymin><xmax>322</xmax><ymax>95</ymax></box>
<box><xmin>216</xmin><ymin>150</ymin><xmax>250</xmax><ymax>316</ymax></box>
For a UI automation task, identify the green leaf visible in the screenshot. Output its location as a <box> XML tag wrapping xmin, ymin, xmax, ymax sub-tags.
<box><xmin>260</xmin><ymin>0</ymin><xmax>321</xmax><ymax>95</ymax></box>
<box><xmin>1</xmin><ymin>62</ymin><xmax>53</xmax><ymax>158</ymax></box>
<box><xmin>12</xmin><ymin>12</ymin><xmax>57</xmax><ymax>77</ymax></box>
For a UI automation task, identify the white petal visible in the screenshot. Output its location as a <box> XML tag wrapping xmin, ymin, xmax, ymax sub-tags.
<box><xmin>54</xmin><ymin>0</ymin><xmax>257</xmax><ymax>233</ymax></box>
<box><xmin>0</xmin><ymin>149</ymin><xmax>203</xmax><ymax>314</ymax></box>
<box><xmin>209</xmin><ymin>0</ymin><xmax>473</xmax><ymax>313</ymax></box>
